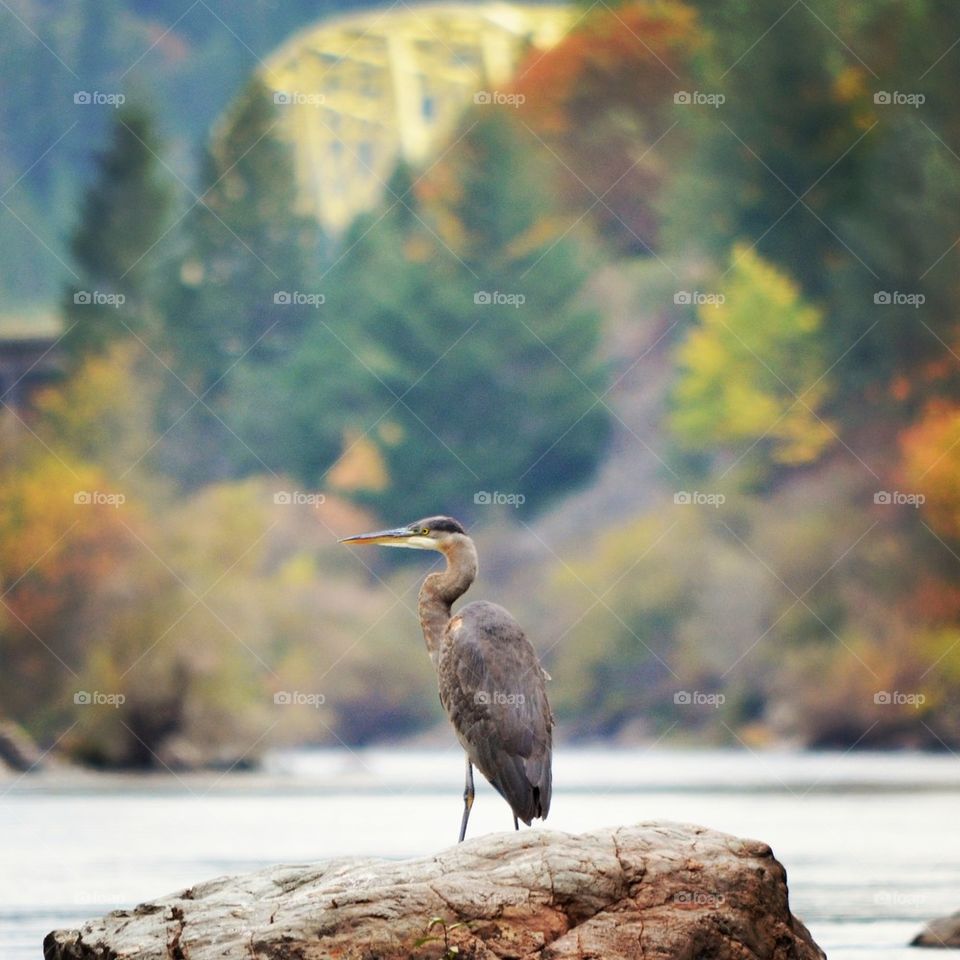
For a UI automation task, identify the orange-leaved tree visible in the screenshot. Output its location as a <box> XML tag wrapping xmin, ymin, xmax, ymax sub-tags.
<box><xmin>513</xmin><ymin>0</ymin><xmax>700</xmax><ymax>253</ymax></box>
<box><xmin>0</xmin><ymin>448</ymin><xmax>136</xmax><ymax>731</ymax></box>
<box><xmin>901</xmin><ymin>400</ymin><xmax>960</xmax><ymax>540</ymax></box>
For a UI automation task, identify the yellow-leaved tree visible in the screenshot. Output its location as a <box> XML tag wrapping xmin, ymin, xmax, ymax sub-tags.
<box><xmin>671</xmin><ymin>245</ymin><xmax>834</xmax><ymax>466</ymax></box>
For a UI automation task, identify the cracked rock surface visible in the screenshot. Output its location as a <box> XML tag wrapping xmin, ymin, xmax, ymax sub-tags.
<box><xmin>43</xmin><ymin>820</ymin><xmax>825</xmax><ymax>960</ymax></box>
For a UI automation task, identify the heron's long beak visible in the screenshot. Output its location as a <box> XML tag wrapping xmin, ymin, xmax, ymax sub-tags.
<box><xmin>339</xmin><ymin>527</ymin><xmax>417</xmax><ymax>547</ymax></box>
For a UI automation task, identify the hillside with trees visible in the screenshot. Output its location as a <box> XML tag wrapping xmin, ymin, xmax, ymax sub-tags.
<box><xmin>4</xmin><ymin>0</ymin><xmax>960</xmax><ymax>766</ymax></box>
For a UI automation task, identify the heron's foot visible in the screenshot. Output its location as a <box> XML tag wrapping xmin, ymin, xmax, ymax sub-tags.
<box><xmin>513</xmin><ymin>815</ymin><xmax>519</xmax><ymax>831</ymax></box>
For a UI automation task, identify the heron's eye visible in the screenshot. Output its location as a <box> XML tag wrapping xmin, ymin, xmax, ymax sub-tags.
<box><xmin>419</xmin><ymin>527</ymin><xmax>430</xmax><ymax>535</ymax></box>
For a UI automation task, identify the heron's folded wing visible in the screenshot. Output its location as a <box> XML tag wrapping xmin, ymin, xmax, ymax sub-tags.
<box><xmin>439</xmin><ymin>602</ymin><xmax>552</xmax><ymax>821</ymax></box>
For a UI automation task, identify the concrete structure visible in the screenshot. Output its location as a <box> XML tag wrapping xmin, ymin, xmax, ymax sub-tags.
<box><xmin>0</xmin><ymin>313</ymin><xmax>63</xmax><ymax>420</ymax></box>
<box><xmin>253</xmin><ymin>3</ymin><xmax>572</xmax><ymax>234</ymax></box>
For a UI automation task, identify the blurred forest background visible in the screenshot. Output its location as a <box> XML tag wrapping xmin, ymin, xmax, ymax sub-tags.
<box><xmin>4</xmin><ymin>0</ymin><xmax>960</xmax><ymax>769</ymax></box>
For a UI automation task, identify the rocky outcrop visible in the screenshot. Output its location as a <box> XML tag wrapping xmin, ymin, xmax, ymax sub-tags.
<box><xmin>912</xmin><ymin>910</ymin><xmax>960</xmax><ymax>947</ymax></box>
<box><xmin>44</xmin><ymin>820</ymin><xmax>824</xmax><ymax>960</ymax></box>
<box><xmin>0</xmin><ymin>720</ymin><xmax>44</xmax><ymax>771</ymax></box>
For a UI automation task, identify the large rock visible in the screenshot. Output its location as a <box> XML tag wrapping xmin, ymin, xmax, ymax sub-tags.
<box><xmin>912</xmin><ymin>911</ymin><xmax>960</xmax><ymax>947</ymax></box>
<box><xmin>44</xmin><ymin>821</ymin><xmax>824</xmax><ymax>960</ymax></box>
<box><xmin>0</xmin><ymin>720</ymin><xmax>44</xmax><ymax>771</ymax></box>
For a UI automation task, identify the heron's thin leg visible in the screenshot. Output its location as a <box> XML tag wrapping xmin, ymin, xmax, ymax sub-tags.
<box><xmin>458</xmin><ymin>758</ymin><xmax>475</xmax><ymax>843</ymax></box>
<box><xmin>514</xmin><ymin>815</ymin><xmax>519</xmax><ymax>831</ymax></box>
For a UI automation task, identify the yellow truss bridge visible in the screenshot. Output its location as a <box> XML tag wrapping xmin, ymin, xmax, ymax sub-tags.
<box><xmin>250</xmin><ymin>3</ymin><xmax>572</xmax><ymax>234</ymax></box>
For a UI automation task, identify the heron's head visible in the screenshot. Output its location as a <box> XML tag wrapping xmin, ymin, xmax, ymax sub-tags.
<box><xmin>339</xmin><ymin>516</ymin><xmax>468</xmax><ymax>552</ymax></box>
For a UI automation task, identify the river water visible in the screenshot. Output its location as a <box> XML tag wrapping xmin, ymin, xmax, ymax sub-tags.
<box><xmin>2</xmin><ymin>748</ymin><xmax>959</xmax><ymax>958</ymax></box>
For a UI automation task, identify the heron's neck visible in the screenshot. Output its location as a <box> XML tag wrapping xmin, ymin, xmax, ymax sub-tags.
<box><xmin>418</xmin><ymin>536</ymin><xmax>478</xmax><ymax>665</ymax></box>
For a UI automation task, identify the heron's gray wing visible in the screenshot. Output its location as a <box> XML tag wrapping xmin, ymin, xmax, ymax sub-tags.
<box><xmin>438</xmin><ymin>600</ymin><xmax>552</xmax><ymax>824</ymax></box>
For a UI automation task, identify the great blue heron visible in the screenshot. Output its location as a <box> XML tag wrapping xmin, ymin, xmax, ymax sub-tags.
<box><xmin>340</xmin><ymin>516</ymin><xmax>552</xmax><ymax>841</ymax></box>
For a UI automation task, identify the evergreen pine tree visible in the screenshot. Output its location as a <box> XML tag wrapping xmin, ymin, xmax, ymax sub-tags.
<box><xmin>243</xmin><ymin>111</ymin><xmax>611</xmax><ymax>518</ymax></box>
<box><xmin>62</xmin><ymin>106</ymin><xmax>173</xmax><ymax>361</ymax></box>
<box><xmin>157</xmin><ymin>78</ymin><xmax>324</xmax><ymax>485</ymax></box>
<box><xmin>673</xmin><ymin>0</ymin><xmax>865</xmax><ymax>302</ymax></box>
<box><xmin>164</xmin><ymin>78</ymin><xmax>323</xmax><ymax>391</ymax></box>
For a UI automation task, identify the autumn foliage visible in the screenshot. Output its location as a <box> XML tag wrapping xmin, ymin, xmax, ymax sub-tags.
<box><xmin>8</xmin><ymin>0</ymin><xmax>960</xmax><ymax>762</ymax></box>
<box><xmin>902</xmin><ymin>401</ymin><xmax>960</xmax><ymax>540</ymax></box>
<box><xmin>0</xmin><ymin>450</ymin><xmax>134</xmax><ymax>725</ymax></box>
<box><xmin>513</xmin><ymin>1</ymin><xmax>700</xmax><ymax>253</ymax></box>
<box><xmin>671</xmin><ymin>245</ymin><xmax>835</xmax><ymax>467</ymax></box>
